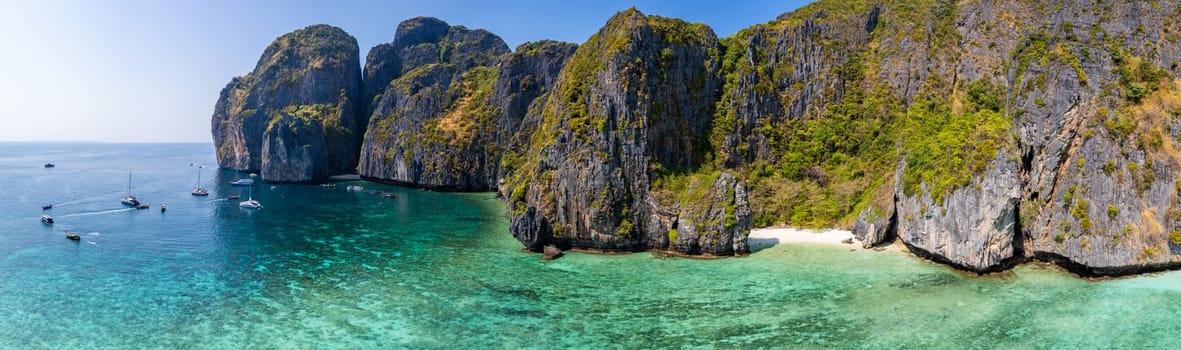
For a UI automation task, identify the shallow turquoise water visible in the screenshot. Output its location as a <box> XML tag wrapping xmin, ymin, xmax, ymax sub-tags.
<box><xmin>1</xmin><ymin>143</ymin><xmax>1180</xmax><ymax>349</ymax></box>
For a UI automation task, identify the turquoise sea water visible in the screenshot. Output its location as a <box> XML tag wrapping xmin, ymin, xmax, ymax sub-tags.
<box><xmin>1</xmin><ymin>142</ymin><xmax>1180</xmax><ymax>349</ymax></box>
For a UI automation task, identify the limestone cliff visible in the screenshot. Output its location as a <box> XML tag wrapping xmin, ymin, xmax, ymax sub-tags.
<box><xmin>356</xmin><ymin>17</ymin><xmax>512</xmax><ymax>190</ymax></box>
<box><xmin>498</xmin><ymin>1</ymin><xmax>1181</xmax><ymax>269</ymax></box>
<box><xmin>213</xmin><ymin>1</ymin><xmax>1181</xmax><ymax>272</ymax></box>
<box><xmin>489</xmin><ymin>41</ymin><xmax>580</xmax><ymax>186</ymax></box>
<box><xmin>499</xmin><ymin>9</ymin><xmax>750</xmax><ymax>255</ymax></box>
<box><xmin>211</xmin><ymin>24</ymin><xmax>363</xmax><ymax>182</ymax></box>
<box><xmin>719</xmin><ymin>0</ymin><xmax>1181</xmax><ymax>274</ymax></box>
<box><xmin>361</xmin><ymin>17</ymin><xmax>509</xmax><ymax>107</ymax></box>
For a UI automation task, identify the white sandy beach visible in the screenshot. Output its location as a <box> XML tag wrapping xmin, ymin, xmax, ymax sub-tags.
<box><xmin>748</xmin><ymin>227</ymin><xmax>904</xmax><ymax>252</ymax></box>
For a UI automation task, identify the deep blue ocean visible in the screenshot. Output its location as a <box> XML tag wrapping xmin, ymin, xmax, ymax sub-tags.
<box><xmin>1</xmin><ymin>143</ymin><xmax>1180</xmax><ymax>349</ymax></box>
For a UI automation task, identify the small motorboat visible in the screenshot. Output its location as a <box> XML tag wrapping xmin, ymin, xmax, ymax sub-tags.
<box><xmin>380</xmin><ymin>192</ymin><xmax>396</xmax><ymax>198</ymax></box>
<box><xmin>44</xmin><ymin>163</ymin><xmax>55</xmax><ymax>168</ymax></box>
<box><xmin>319</xmin><ymin>183</ymin><xmax>336</xmax><ymax>188</ymax></box>
<box><xmin>160</xmin><ymin>204</ymin><xmax>167</xmax><ymax>213</ymax></box>
<box><xmin>228</xmin><ymin>195</ymin><xmax>241</xmax><ymax>200</ymax></box>
<box><xmin>230</xmin><ymin>179</ymin><xmax>255</xmax><ymax>187</ymax></box>
<box><xmin>136</xmin><ymin>204</ymin><xmax>150</xmax><ymax>210</ymax></box>
<box><xmin>42</xmin><ymin>204</ymin><xmax>53</xmax><ymax>210</ymax></box>
<box><xmin>65</xmin><ymin>231</ymin><xmax>80</xmax><ymax>241</ymax></box>
<box><xmin>41</xmin><ymin>215</ymin><xmax>54</xmax><ymax>224</ymax></box>
<box><xmin>347</xmin><ymin>185</ymin><xmax>364</xmax><ymax>192</ymax></box>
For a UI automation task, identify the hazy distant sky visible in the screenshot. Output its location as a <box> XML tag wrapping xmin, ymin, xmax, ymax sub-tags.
<box><xmin>0</xmin><ymin>0</ymin><xmax>810</xmax><ymax>142</ymax></box>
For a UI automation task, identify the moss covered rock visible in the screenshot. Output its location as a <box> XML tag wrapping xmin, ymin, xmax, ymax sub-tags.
<box><xmin>501</xmin><ymin>9</ymin><xmax>749</xmax><ymax>255</ymax></box>
<box><xmin>357</xmin><ymin>17</ymin><xmax>518</xmax><ymax>190</ymax></box>
<box><xmin>211</xmin><ymin>24</ymin><xmax>363</xmax><ymax>182</ymax></box>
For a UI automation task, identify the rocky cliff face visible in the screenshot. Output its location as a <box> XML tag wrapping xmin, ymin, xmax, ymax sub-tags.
<box><xmin>1008</xmin><ymin>0</ymin><xmax>1181</xmax><ymax>275</ymax></box>
<box><xmin>211</xmin><ymin>25</ymin><xmax>363</xmax><ymax>182</ymax></box>
<box><xmin>362</xmin><ymin>17</ymin><xmax>509</xmax><ymax>106</ymax></box>
<box><xmin>489</xmin><ymin>41</ymin><xmax>579</xmax><ymax>186</ymax></box>
<box><xmin>895</xmin><ymin>154</ymin><xmax>1022</xmax><ymax>272</ymax></box>
<box><xmin>725</xmin><ymin>0</ymin><xmax>1181</xmax><ymax>275</ymax></box>
<box><xmin>499</xmin><ymin>9</ymin><xmax>750</xmax><ymax>255</ymax></box>
<box><xmin>215</xmin><ymin>1</ymin><xmax>1181</xmax><ymax>272</ymax></box>
<box><xmin>356</xmin><ymin>17</ymin><xmax>513</xmax><ymax>190</ymax></box>
<box><xmin>261</xmin><ymin>114</ymin><xmax>327</xmax><ymax>182</ymax></box>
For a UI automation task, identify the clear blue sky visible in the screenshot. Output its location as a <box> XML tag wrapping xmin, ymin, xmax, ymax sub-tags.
<box><xmin>0</xmin><ymin>0</ymin><xmax>811</xmax><ymax>142</ymax></box>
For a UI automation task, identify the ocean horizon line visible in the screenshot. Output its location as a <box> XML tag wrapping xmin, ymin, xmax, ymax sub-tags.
<box><xmin>0</xmin><ymin>140</ymin><xmax>214</xmax><ymax>145</ymax></box>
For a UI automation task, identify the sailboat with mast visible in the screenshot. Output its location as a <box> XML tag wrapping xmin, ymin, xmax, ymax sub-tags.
<box><xmin>191</xmin><ymin>165</ymin><xmax>209</xmax><ymax>196</ymax></box>
<box><xmin>238</xmin><ymin>186</ymin><xmax>262</xmax><ymax>209</ymax></box>
<box><xmin>121</xmin><ymin>171</ymin><xmax>141</xmax><ymax>206</ymax></box>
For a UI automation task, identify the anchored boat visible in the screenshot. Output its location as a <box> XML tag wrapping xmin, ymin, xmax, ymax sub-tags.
<box><xmin>121</xmin><ymin>171</ymin><xmax>141</xmax><ymax>207</ymax></box>
<box><xmin>191</xmin><ymin>165</ymin><xmax>209</xmax><ymax>196</ymax></box>
<box><xmin>239</xmin><ymin>187</ymin><xmax>262</xmax><ymax>209</ymax></box>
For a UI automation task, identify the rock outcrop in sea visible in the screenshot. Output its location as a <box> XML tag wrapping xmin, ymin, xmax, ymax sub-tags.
<box><xmin>213</xmin><ymin>1</ymin><xmax>1181</xmax><ymax>274</ymax></box>
<box><xmin>211</xmin><ymin>25</ymin><xmax>364</xmax><ymax>182</ymax></box>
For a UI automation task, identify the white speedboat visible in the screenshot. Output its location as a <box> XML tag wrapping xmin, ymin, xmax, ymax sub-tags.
<box><xmin>239</xmin><ymin>199</ymin><xmax>262</xmax><ymax>209</ymax></box>
<box><xmin>230</xmin><ymin>178</ymin><xmax>255</xmax><ymax>187</ymax></box>
<box><xmin>239</xmin><ymin>187</ymin><xmax>261</xmax><ymax>209</ymax></box>
<box><xmin>41</xmin><ymin>215</ymin><xmax>54</xmax><ymax>224</ymax></box>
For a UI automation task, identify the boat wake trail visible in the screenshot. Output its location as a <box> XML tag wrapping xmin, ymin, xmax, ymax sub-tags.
<box><xmin>54</xmin><ymin>193</ymin><xmax>122</xmax><ymax>207</ymax></box>
<box><xmin>59</xmin><ymin>208</ymin><xmax>136</xmax><ymax>218</ymax></box>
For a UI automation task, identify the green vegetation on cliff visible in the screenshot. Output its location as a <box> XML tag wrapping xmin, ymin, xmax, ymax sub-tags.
<box><xmin>423</xmin><ymin>66</ymin><xmax>499</xmax><ymax>148</ymax></box>
<box><xmin>741</xmin><ymin>85</ymin><xmax>901</xmax><ymax>228</ymax></box>
<box><xmin>217</xmin><ymin>0</ymin><xmax>1181</xmax><ymax>268</ymax></box>
<box><xmin>507</xmin><ymin>8</ymin><xmax>721</xmax><ymax>214</ymax></box>
<box><xmin>898</xmin><ymin>95</ymin><xmax>1014</xmax><ymax>203</ymax></box>
<box><xmin>211</xmin><ymin>24</ymin><xmax>362</xmax><ymax>179</ymax></box>
<box><xmin>702</xmin><ymin>0</ymin><xmax>1015</xmax><ymax>228</ymax></box>
<box><xmin>254</xmin><ymin>24</ymin><xmax>358</xmax><ymax>83</ymax></box>
<box><xmin>735</xmin><ymin>80</ymin><xmax>1013</xmax><ymax>227</ymax></box>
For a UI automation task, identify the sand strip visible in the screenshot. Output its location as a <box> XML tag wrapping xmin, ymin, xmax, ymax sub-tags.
<box><xmin>748</xmin><ymin>227</ymin><xmax>903</xmax><ymax>252</ymax></box>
